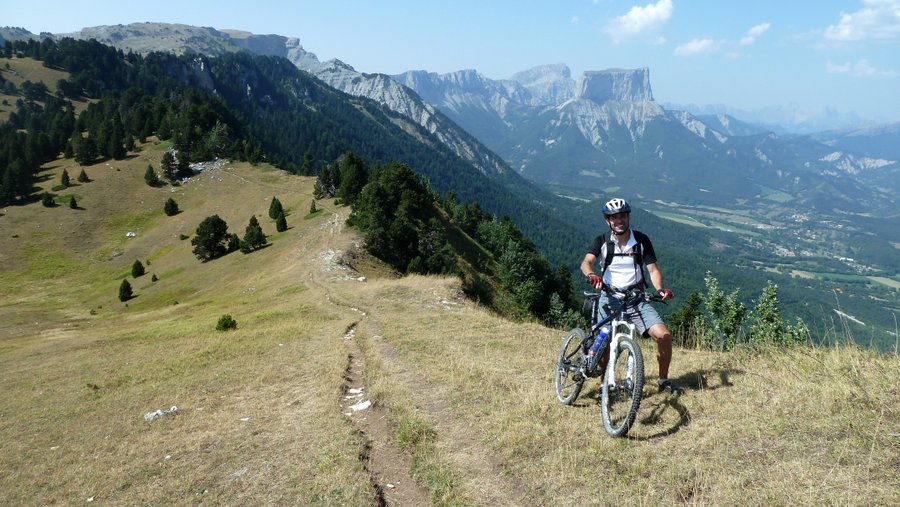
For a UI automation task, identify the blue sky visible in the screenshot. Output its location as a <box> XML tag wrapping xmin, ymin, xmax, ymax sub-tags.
<box><xmin>5</xmin><ymin>0</ymin><xmax>900</xmax><ymax>122</ymax></box>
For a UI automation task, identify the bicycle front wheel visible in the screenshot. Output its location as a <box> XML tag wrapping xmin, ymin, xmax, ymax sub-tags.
<box><xmin>555</xmin><ymin>328</ymin><xmax>586</xmax><ymax>404</ymax></box>
<box><xmin>601</xmin><ymin>337</ymin><xmax>644</xmax><ymax>436</ymax></box>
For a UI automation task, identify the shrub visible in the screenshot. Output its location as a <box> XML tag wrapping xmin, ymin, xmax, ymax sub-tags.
<box><xmin>145</xmin><ymin>165</ymin><xmax>160</xmax><ymax>186</ymax></box>
<box><xmin>216</xmin><ymin>314</ymin><xmax>237</xmax><ymax>331</ymax></box>
<box><xmin>164</xmin><ymin>197</ymin><xmax>179</xmax><ymax>216</ymax></box>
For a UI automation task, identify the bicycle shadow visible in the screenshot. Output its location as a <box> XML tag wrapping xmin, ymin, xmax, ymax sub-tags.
<box><xmin>627</xmin><ymin>367</ymin><xmax>744</xmax><ymax>441</ymax></box>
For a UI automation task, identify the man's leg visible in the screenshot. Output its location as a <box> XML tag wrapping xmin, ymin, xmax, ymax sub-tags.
<box><xmin>648</xmin><ymin>322</ymin><xmax>672</xmax><ymax>379</ymax></box>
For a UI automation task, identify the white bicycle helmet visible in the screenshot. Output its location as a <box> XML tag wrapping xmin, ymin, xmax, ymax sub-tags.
<box><xmin>602</xmin><ymin>198</ymin><xmax>631</xmax><ymax>216</ymax></box>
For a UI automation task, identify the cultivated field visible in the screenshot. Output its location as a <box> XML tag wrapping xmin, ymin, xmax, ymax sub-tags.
<box><xmin>1</xmin><ymin>145</ymin><xmax>897</xmax><ymax>505</ymax></box>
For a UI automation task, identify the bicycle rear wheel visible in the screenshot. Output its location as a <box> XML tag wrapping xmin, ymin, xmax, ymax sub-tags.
<box><xmin>601</xmin><ymin>337</ymin><xmax>644</xmax><ymax>436</ymax></box>
<box><xmin>555</xmin><ymin>328</ymin><xmax>586</xmax><ymax>404</ymax></box>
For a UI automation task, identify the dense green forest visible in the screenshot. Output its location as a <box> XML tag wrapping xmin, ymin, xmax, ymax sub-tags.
<box><xmin>1</xmin><ymin>37</ymin><xmax>896</xmax><ymax>350</ymax></box>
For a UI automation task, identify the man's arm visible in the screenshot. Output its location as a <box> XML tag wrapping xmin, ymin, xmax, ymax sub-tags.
<box><xmin>581</xmin><ymin>253</ymin><xmax>602</xmax><ymax>289</ymax></box>
<box><xmin>581</xmin><ymin>253</ymin><xmax>597</xmax><ymax>277</ymax></box>
<box><xmin>646</xmin><ymin>262</ymin><xmax>664</xmax><ymax>291</ymax></box>
<box><xmin>646</xmin><ymin>262</ymin><xmax>675</xmax><ymax>300</ymax></box>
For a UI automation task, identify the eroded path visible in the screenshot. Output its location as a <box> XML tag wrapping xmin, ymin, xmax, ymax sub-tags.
<box><xmin>310</xmin><ymin>208</ymin><xmax>530</xmax><ymax>506</ymax></box>
<box><xmin>309</xmin><ymin>208</ymin><xmax>430</xmax><ymax>506</ymax></box>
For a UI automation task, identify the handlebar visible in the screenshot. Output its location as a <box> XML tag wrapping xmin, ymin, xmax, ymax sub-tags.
<box><xmin>582</xmin><ymin>278</ymin><xmax>667</xmax><ymax>304</ymax></box>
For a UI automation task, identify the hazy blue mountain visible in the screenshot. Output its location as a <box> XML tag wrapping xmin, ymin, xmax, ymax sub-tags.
<box><xmin>807</xmin><ymin>122</ymin><xmax>900</xmax><ymax>160</ymax></box>
<box><xmin>694</xmin><ymin>114</ymin><xmax>771</xmax><ymax>137</ymax></box>
<box><xmin>392</xmin><ymin>65</ymin><xmax>898</xmax><ymax>215</ymax></box>
<box><xmin>662</xmin><ymin>101</ymin><xmax>873</xmax><ymax>134</ymax></box>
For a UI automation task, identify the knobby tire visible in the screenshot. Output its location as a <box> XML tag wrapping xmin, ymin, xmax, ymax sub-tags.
<box><xmin>555</xmin><ymin>328</ymin><xmax>586</xmax><ymax>404</ymax></box>
<box><xmin>601</xmin><ymin>337</ymin><xmax>644</xmax><ymax>437</ymax></box>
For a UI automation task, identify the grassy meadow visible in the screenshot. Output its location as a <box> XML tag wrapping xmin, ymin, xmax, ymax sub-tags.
<box><xmin>1</xmin><ymin>143</ymin><xmax>898</xmax><ymax>505</ymax></box>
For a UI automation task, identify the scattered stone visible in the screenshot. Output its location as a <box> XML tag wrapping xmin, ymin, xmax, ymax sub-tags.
<box><xmin>240</xmin><ymin>417</ymin><xmax>251</xmax><ymax>422</ymax></box>
<box><xmin>350</xmin><ymin>400</ymin><xmax>371</xmax><ymax>412</ymax></box>
<box><xmin>144</xmin><ymin>406</ymin><xmax>178</xmax><ymax>421</ymax></box>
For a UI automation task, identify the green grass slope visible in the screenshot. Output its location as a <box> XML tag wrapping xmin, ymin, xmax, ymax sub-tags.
<box><xmin>0</xmin><ymin>146</ymin><xmax>897</xmax><ymax>505</ymax></box>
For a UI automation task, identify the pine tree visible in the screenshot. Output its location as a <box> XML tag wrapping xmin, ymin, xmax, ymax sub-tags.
<box><xmin>77</xmin><ymin>169</ymin><xmax>88</xmax><ymax>183</ymax></box>
<box><xmin>119</xmin><ymin>279</ymin><xmax>133</xmax><ymax>301</ymax></box>
<box><xmin>228</xmin><ymin>233</ymin><xmax>240</xmax><ymax>253</ymax></box>
<box><xmin>176</xmin><ymin>152</ymin><xmax>192</xmax><ymax>179</ymax></box>
<box><xmin>131</xmin><ymin>260</ymin><xmax>145</xmax><ymax>278</ymax></box>
<box><xmin>41</xmin><ymin>192</ymin><xmax>55</xmax><ymax>207</ymax></box>
<box><xmin>309</xmin><ymin>200</ymin><xmax>317</xmax><ymax>214</ymax></box>
<box><xmin>336</xmin><ymin>152</ymin><xmax>369</xmax><ymax>205</ymax></box>
<box><xmin>191</xmin><ymin>215</ymin><xmax>231</xmax><ymax>261</ymax></box>
<box><xmin>60</xmin><ymin>169</ymin><xmax>70</xmax><ymax>188</ymax></box>
<box><xmin>275</xmin><ymin>212</ymin><xmax>287</xmax><ymax>232</ymax></box>
<box><xmin>240</xmin><ymin>215</ymin><xmax>267</xmax><ymax>253</ymax></box>
<box><xmin>161</xmin><ymin>151</ymin><xmax>177</xmax><ymax>182</ymax></box>
<box><xmin>144</xmin><ymin>164</ymin><xmax>159</xmax><ymax>186</ymax></box>
<box><xmin>164</xmin><ymin>197</ymin><xmax>179</xmax><ymax>216</ymax></box>
<box><xmin>73</xmin><ymin>136</ymin><xmax>98</xmax><ymax>165</ymax></box>
<box><xmin>69</xmin><ymin>195</ymin><xmax>77</xmax><ymax>209</ymax></box>
<box><xmin>268</xmin><ymin>197</ymin><xmax>284</xmax><ymax>220</ymax></box>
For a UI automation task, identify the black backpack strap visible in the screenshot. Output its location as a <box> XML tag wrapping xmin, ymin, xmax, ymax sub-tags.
<box><xmin>631</xmin><ymin>231</ymin><xmax>647</xmax><ymax>287</ymax></box>
<box><xmin>600</xmin><ymin>233</ymin><xmax>614</xmax><ymax>278</ymax></box>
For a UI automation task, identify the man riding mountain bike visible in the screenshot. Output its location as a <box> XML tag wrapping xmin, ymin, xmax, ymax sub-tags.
<box><xmin>580</xmin><ymin>198</ymin><xmax>684</xmax><ymax>394</ymax></box>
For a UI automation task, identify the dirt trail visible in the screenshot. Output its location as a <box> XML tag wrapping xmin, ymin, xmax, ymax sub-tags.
<box><xmin>309</xmin><ymin>209</ymin><xmax>430</xmax><ymax>506</ymax></box>
<box><xmin>311</xmin><ymin>209</ymin><xmax>530</xmax><ymax>506</ymax></box>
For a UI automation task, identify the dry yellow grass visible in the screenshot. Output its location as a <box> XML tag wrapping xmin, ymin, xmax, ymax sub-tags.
<box><xmin>340</xmin><ymin>274</ymin><xmax>899</xmax><ymax>506</ymax></box>
<box><xmin>1</xmin><ymin>142</ymin><xmax>897</xmax><ymax>506</ymax></box>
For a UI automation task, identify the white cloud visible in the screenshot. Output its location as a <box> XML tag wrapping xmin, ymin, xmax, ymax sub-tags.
<box><xmin>740</xmin><ymin>22</ymin><xmax>771</xmax><ymax>45</ymax></box>
<box><xmin>824</xmin><ymin>0</ymin><xmax>900</xmax><ymax>42</ymax></box>
<box><xmin>605</xmin><ymin>0</ymin><xmax>674</xmax><ymax>43</ymax></box>
<box><xmin>826</xmin><ymin>61</ymin><xmax>853</xmax><ymax>73</ymax></box>
<box><xmin>826</xmin><ymin>58</ymin><xmax>899</xmax><ymax>77</ymax></box>
<box><xmin>674</xmin><ymin>38</ymin><xmax>717</xmax><ymax>56</ymax></box>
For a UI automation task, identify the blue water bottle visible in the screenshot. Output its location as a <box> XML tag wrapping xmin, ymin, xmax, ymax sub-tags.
<box><xmin>587</xmin><ymin>326</ymin><xmax>610</xmax><ymax>371</ymax></box>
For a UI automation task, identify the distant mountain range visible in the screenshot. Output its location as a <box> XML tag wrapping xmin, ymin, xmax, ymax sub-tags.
<box><xmin>4</xmin><ymin>23</ymin><xmax>897</xmax><ymax>217</ymax></box>
<box><xmin>390</xmin><ymin>65</ymin><xmax>898</xmax><ymax>214</ymax></box>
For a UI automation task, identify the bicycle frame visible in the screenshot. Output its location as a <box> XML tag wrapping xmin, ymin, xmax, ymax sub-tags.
<box><xmin>585</xmin><ymin>294</ymin><xmax>638</xmax><ymax>383</ymax></box>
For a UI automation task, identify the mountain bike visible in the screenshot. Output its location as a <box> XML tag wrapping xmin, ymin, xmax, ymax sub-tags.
<box><xmin>554</xmin><ymin>286</ymin><xmax>666</xmax><ymax>437</ymax></box>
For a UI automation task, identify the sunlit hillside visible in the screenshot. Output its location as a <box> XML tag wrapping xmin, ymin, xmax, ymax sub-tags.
<box><xmin>0</xmin><ymin>144</ymin><xmax>896</xmax><ymax>506</ymax></box>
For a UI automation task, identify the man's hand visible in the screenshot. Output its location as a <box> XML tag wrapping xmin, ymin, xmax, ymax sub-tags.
<box><xmin>659</xmin><ymin>288</ymin><xmax>675</xmax><ymax>301</ymax></box>
<box><xmin>587</xmin><ymin>273</ymin><xmax>602</xmax><ymax>289</ymax></box>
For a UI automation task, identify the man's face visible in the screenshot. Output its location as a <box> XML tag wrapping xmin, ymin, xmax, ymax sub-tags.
<box><xmin>605</xmin><ymin>212</ymin><xmax>630</xmax><ymax>234</ymax></box>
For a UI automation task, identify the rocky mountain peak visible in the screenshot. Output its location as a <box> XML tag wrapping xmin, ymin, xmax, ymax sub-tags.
<box><xmin>576</xmin><ymin>68</ymin><xmax>653</xmax><ymax>104</ymax></box>
<box><xmin>509</xmin><ymin>64</ymin><xmax>575</xmax><ymax>106</ymax></box>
